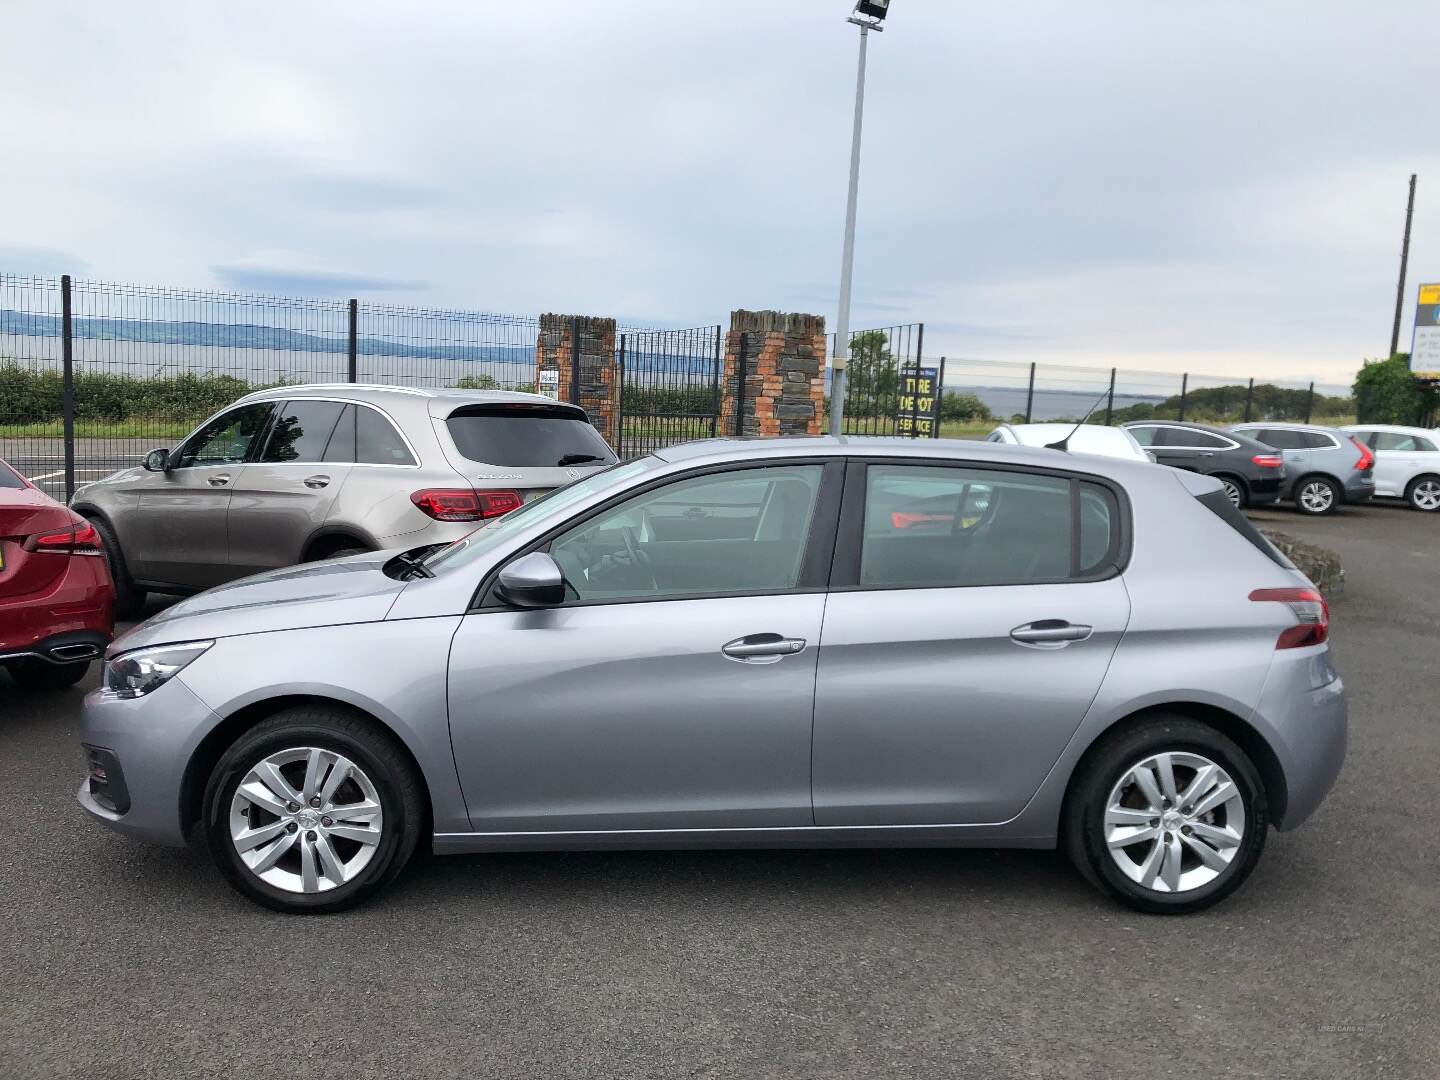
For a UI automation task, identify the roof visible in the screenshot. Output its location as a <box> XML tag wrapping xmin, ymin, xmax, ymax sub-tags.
<box><xmin>652</xmin><ymin>434</ymin><xmax>1159</xmax><ymax>478</ymax></box>
<box><xmin>1341</xmin><ymin>423</ymin><xmax>1440</xmax><ymax>435</ymax></box>
<box><xmin>236</xmin><ymin>383</ymin><xmax>574</xmax><ymax>410</ymax></box>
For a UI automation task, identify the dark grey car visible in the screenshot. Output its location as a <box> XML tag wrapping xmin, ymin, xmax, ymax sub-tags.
<box><xmin>1123</xmin><ymin>421</ymin><xmax>1286</xmax><ymax>509</ymax></box>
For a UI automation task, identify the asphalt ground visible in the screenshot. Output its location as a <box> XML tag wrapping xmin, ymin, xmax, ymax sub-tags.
<box><xmin>1</xmin><ymin>499</ymin><xmax>1437</xmax><ymax>1079</ymax></box>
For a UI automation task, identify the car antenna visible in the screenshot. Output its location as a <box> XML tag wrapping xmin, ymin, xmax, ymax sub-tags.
<box><xmin>1045</xmin><ymin>388</ymin><xmax>1113</xmax><ymax>451</ymax></box>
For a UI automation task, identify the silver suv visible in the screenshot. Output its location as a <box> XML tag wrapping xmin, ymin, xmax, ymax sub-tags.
<box><xmin>77</xmin><ymin>437</ymin><xmax>1346</xmax><ymax>915</ymax></box>
<box><xmin>1230</xmin><ymin>422</ymin><xmax>1375</xmax><ymax>515</ymax></box>
<box><xmin>71</xmin><ymin>384</ymin><xmax>616</xmax><ymax>615</ymax></box>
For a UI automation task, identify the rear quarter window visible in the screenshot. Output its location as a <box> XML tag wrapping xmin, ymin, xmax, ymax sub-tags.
<box><xmin>446</xmin><ymin>404</ymin><xmax>617</xmax><ymax>468</ymax></box>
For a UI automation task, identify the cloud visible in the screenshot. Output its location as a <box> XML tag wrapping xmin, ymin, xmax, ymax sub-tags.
<box><xmin>0</xmin><ymin>245</ymin><xmax>86</xmax><ymax>276</ymax></box>
<box><xmin>211</xmin><ymin>265</ymin><xmax>429</xmax><ymax>296</ymax></box>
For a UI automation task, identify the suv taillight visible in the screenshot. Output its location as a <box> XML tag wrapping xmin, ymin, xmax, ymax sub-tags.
<box><xmin>1251</xmin><ymin>454</ymin><xmax>1283</xmax><ymax>469</ymax></box>
<box><xmin>1350</xmin><ymin>437</ymin><xmax>1374</xmax><ymax>472</ymax></box>
<box><xmin>1249</xmin><ymin>587</ymin><xmax>1329</xmax><ymax>649</ymax></box>
<box><xmin>410</xmin><ymin>488</ymin><xmax>522</xmax><ymax>522</ymax></box>
<box><xmin>24</xmin><ymin>521</ymin><xmax>105</xmax><ymax>556</ymax></box>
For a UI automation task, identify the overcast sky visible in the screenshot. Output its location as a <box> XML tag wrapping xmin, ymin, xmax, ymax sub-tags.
<box><xmin>2</xmin><ymin>0</ymin><xmax>1437</xmax><ymax>386</ymax></box>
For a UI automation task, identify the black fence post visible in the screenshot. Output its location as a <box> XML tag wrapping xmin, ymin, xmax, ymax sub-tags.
<box><xmin>932</xmin><ymin>355</ymin><xmax>945</xmax><ymax>438</ymax></box>
<box><xmin>1243</xmin><ymin>377</ymin><xmax>1255</xmax><ymax>423</ymax></box>
<box><xmin>1178</xmin><ymin>373</ymin><xmax>1188</xmax><ymax>421</ymax></box>
<box><xmin>570</xmin><ymin>316</ymin><xmax>582</xmax><ymax>409</ymax></box>
<box><xmin>347</xmin><ymin>299</ymin><xmax>358</xmax><ymax>383</ymax></box>
<box><xmin>616</xmin><ymin>334</ymin><xmax>626</xmax><ymax>456</ymax></box>
<box><xmin>1024</xmin><ymin>362</ymin><xmax>1036</xmax><ymax>423</ymax></box>
<box><xmin>734</xmin><ymin>332</ymin><xmax>749</xmax><ymax>437</ymax></box>
<box><xmin>1304</xmin><ymin>381</ymin><xmax>1315</xmax><ymax>423</ymax></box>
<box><xmin>61</xmin><ymin>274</ymin><xmax>75</xmax><ymax>501</ymax></box>
<box><xmin>1104</xmin><ymin>367</ymin><xmax>1116</xmax><ymax>425</ymax></box>
<box><xmin>710</xmin><ymin>325</ymin><xmax>722</xmax><ymax>437</ymax></box>
<box><xmin>909</xmin><ymin>323</ymin><xmax>925</xmax><ymax>439</ymax></box>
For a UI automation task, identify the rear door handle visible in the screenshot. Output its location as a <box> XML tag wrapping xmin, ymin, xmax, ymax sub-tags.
<box><xmin>207</xmin><ymin>474</ymin><xmax>231</xmax><ymax>487</ymax></box>
<box><xmin>721</xmin><ymin>633</ymin><xmax>807</xmax><ymax>662</ymax></box>
<box><xmin>1010</xmin><ymin>620</ymin><xmax>1093</xmax><ymax>647</ymax></box>
<box><xmin>304</xmin><ymin>474</ymin><xmax>331</xmax><ymax>489</ymax></box>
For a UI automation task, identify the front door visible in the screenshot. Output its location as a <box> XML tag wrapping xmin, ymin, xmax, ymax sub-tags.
<box><xmin>812</xmin><ymin>462</ymin><xmax>1132</xmax><ymax>826</ymax></box>
<box><xmin>447</xmin><ymin>461</ymin><xmax>836</xmax><ymax>833</ymax></box>
<box><xmin>129</xmin><ymin>402</ymin><xmax>274</xmax><ymax>588</ymax></box>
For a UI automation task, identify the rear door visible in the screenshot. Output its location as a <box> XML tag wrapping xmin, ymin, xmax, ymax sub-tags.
<box><xmin>129</xmin><ymin>402</ymin><xmax>275</xmax><ymax>588</ymax></box>
<box><xmin>227</xmin><ymin>398</ymin><xmax>351</xmax><ymax>575</ymax></box>
<box><xmin>812</xmin><ymin>461</ymin><xmax>1131</xmax><ymax>826</ymax></box>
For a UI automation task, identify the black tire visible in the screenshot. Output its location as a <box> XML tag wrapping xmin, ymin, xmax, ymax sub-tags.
<box><xmin>7</xmin><ymin>658</ymin><xmax>90</xmax><ymax>691</ymax></box>
<box><xmin>87</xmin><ymin>515</ymin><xmax>147</xmax><ymax>619</ymax></box>
<box><xmin>1404</xmin><ymin>474</ymin><xmax>1440</xmax><ymax>512</ymax></box>
<box><xmin>1062</xmin><ymin>715</ymin><xmax>1268</xmax><ymax>915</ymax></box>
<box><xmin>1213</xmin><ymin>474</ymin><xmax>1247</xmax><ymax>510</ymax></box>
<box><xmin>202</xmin><ymin>706</ymin><xmax>424</xmax><ymax>914</ymax></box>
<box><xmin>1291</xmin><ymin>474</ymin><xmax>1340</xmax><ymax>516</ymax></box>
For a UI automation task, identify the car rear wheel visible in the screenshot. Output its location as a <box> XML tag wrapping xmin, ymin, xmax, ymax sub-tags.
<box><xmin>1406</xmin><ymin>475</ymin><xmax>1440</xmax><ymax>512</ymax></box>
<box><xmin>202</xmin><ymin>706</ymin><xmax>424</xmax><ymax>914</ymax></box>
<box><xmin>87</xmin><ymin>515</ymin><xmax>146</xmax><ymax>619</ymax></box>
<box><xmin>1293</xmin><ymin>475</ymin><xmax>1339</xmax><ymax>515</ymax></box>
<box><xmin>1063</xmin><ymin>716</ymin><xmax>1267</xmax><ymax>914</ymax></box>
<box><xmin>1215</xmin><ymin>475</ymin><xmax>1246</xmax><ymax>509</ymax></box>
<box><xmin>7</xmin><ymin>657</ymin><xmax>90</xmax><ymax>691</ymax></box>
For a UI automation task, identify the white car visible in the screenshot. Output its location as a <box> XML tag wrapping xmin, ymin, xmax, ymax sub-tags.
<box><xmin>1342</xmin><ymin>424</ymin><xmax>1440</xmax><ymax>511</ymax></box>
<box><xmin>987</xmin><ymin>423</ymin><xmax>1154</xmax><ymax>463</ymax></box>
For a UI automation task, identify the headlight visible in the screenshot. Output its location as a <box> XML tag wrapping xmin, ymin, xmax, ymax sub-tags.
<box><xmin>103</xmin><ymin>641</ymin><xmax>214</xmax><ymax>699</ymax></box>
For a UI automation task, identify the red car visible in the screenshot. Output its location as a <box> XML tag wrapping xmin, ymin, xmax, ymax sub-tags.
<box><xmin>0</xmin><ymin>459</ymin><xmax>115</xmax><ymax>690</ymax></box>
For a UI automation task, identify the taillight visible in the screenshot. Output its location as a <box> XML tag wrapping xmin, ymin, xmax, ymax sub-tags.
<box><xmin>1350</xmin><ymin>437</ymin><xmax>1374</xmax><ymax>472</ymax></box>
<box><xmin>1249</xmin><ymin>587</ymin><xmax>1329</xmax><ymax>649</ymax></box>
<box><xmin>410</xmin><ymin>488</ymin><xmax>522</xmax><ymax>522</ymax></box>
<box><xmin>1251</xmin><ymin>454</ymin><xmax>1283</xmax><ymax>469</ymax></box>
<box><xmin>24</xmin><ymin>522</ymin><xmax>105</xmax><ymax>556</ymax></box>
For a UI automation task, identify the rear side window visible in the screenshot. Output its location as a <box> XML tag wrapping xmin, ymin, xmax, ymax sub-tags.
<box><xmin>1299</xmin><ymin>431</ymin><xmax>1337</xmax><ymax>449</ymax></box>
<box><xmin>261</xmin><ymin>400</ymin><xmax>345</xmax><ymax>463</ymax></box>
<box><xmin>0</xmin><ymin>461</ymin><xmax>26</xmax><ymax>489</ymax></box>
<box><xmin>446</xmin><ymin>404</ymin><xmax>617</xmax><ymax>468</ymax></box>
<box><xmin>1250</xmin><ymin>428</ymin><xmax>1303</xmax><ymax>450</ymax></box>
<box><xmin>1373</xmin><ymin>431</ymin><xmax>1436</xmax><ymax>452</ymax></box>
<box><xmin>858</xmin><ymin>465</ymin><xmax>1122</xmax><ymax>588</ymax></box>
<box><xmin>323</xmin><ymin>405</ymin><xmax>417</xmax><ymax>466</ymax></box>
<box><xmin>1195</xmin><ymin>489</ymin><xmax>1293</xmax><ymax>568</ymax></box>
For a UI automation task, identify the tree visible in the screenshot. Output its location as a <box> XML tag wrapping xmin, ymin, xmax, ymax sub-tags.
<box><xmin>1353</xmin><ymin>353</ymin><xmax>1438</xmax><ymax>425</ymax></box>
<box><xmin>844</xmin><ymin>330</ymin><xmax>898</xmax><ymax>418</ymax></box>
<box><xmin>938</xmin><ymin>392</ymin><xmax>991</xmax><ymax>423</ymax></box>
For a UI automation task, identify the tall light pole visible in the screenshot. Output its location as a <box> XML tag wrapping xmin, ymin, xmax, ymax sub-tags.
<box><xmin>828</xmin><ymin>0</ymin><xmax>889</xmax><ymax>437</ymax></box>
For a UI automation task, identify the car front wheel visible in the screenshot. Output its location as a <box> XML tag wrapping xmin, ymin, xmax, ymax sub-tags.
<box><xmin>1063</xmin><ymin>716</ymin><xmax>1268</xmax><ymax>914</ymax></box>
<box><xmin>202</xmin><ymin>706</ymin><xmax>424</xmax><ymax>914</ymax></box>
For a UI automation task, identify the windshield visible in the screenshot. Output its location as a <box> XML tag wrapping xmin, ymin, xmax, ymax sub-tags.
<box><xmin>445</xmin><ymin>404</ymin><xmax>618</xmax><ymax>468</ymax></box>
<box><xmin>422</xmin><ymin>457</ymin><xmax>658</xmax><ymax>573</ymax></box>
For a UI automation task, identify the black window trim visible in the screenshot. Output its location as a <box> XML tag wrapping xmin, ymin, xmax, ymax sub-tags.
<box><xmin>469</xmin><ymin>457</ymin><xmax>847</xmax><ymax>612</ymax></box>
<box><xmin>251</xmin><ymin>397</ymin><xmax>349</xmax><ymax>466</ymax></box>
<box><xmin>827</xmin><ymin>456</ymin><xmax>1132</xmax><ymax>593</ymax></box>
<box><xmin>1149</xmin><ymin>424</ymin><xmax>1239</xmax><ymax>451</ymax></box>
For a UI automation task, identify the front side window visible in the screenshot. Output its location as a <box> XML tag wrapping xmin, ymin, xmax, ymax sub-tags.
<box><xmin>174</xmin><ymin>403</ymin><xmax>274</xmax><ymax>469</ymax></box>
<box><xmin>261</xmin><ymin>400</ymin><xmax>346</xmax><ymax>463</ymax></box>
<box><xmin>859</xmin><ymin>465</ymin><xmax>1118</xmax><ymax>588</ymax></box>
<box><xmin>1159</xmin><ymin>428</ymin><xmax>1230</xmax><ymax>449</ymax></box>
<box><xmin>547</xmin><ymin>465</ymin><xmax>823</xmax><ymax>603</ymax></box>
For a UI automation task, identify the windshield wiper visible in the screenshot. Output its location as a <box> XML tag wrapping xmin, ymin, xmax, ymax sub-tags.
<box><xmin>393</xmin><ymin>551</ymin><xmax>434</xmax><ymax>580</ymax></box>
<box><xmin>557</xmin><ymin>453</ymin><xmax>606</xmax><ymax>466</ymax></box>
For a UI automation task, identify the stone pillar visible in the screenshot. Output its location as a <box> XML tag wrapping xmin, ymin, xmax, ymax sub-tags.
<box><xmin>535</xmin><ymin>314</ymin><xmax>618</xmax><ymax>446</ymax></box>
<box><xmin>718</xmin><ymin>310</ymin><xmax>827</xmax><ymax>438</ymax></box>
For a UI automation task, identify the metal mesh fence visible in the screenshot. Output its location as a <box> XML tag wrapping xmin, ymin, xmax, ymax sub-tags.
<box><xmin>617</xmin><ymin>326</ymin><xmax>723</xmax><ymax>458</ymax></box>
<box><xmin>354</xmin><ymin>302</ymin><xmax>539</xmax><ymax>390</ymax></box>
<box><xmin>0</xmin><ymin>275</ymin><xmax>66</xmax><ymax>498</ymax></box>
<box><xmin>825</xmin><ymin>324</ymin><xmax>936</xmax><ymax>437</ymax></box>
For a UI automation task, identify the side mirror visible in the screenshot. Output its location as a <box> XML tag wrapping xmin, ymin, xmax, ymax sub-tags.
<box><xmin>143</xmin><ymin>448</ymin><xmax>170</xmax><ymax>472</ymax></box>
<box><xmin>495</xmin><ymin>552</ymin><xmax>567</xmax><ymax>608</ymax></box>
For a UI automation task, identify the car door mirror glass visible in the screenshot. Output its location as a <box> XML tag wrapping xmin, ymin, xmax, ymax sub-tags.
<box><xmin>495</xmin><ymin>552</ymin><xmax>568</xmax><ymax>608</ymax></box>
<box><xmin>143</xmin><ymin>448</ymin><xmax>170</xmax><ymax>472</ymax></box>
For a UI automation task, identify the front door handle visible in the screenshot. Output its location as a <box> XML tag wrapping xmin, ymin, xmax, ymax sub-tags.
<box><xmin>721</xmin><ymin>633</ymin><xmax>807</xmax><ymax>662</ymax></box>
<box><xmin>1010</xmin><ymin>620</ymin><xmax>1093</xmax><ymax>647</ymax></box>
<box><xmin>207</xmin><ymin>474</ymin><xmax>231</xmax><ymax>487</ymax></box>
<box><xmin>304</xmin><ymin>474</ymin><xmax>331</xmax><ymax>489</ymax></box>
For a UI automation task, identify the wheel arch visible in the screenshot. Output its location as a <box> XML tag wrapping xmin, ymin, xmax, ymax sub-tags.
<box><xmin>300</xmin><ymin>525</ymin><xmax>377</xmax><ymax>562</ymax></box>
<box><xmin>1060</xmin><ymin>701</ymin><xmax>1288</xmax><ymax>826</ymax></box>
<box><xmin>1209</xmin><ymin>471</ymin><xmax>1249</xmax><ymax>497</ymax></box>
<box><xmin>179</xmin><ymin>693</ymin><xmax>433</xmax><ymax>840</ymax></box>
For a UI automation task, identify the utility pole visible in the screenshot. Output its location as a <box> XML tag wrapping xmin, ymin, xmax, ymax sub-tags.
<box><xmin>828</xmin><ymin>1</ymin><xmax>890</xmax><ymax>436</ymax></box>
<box><xmin>1390</xmin><ymin>173</ymin><xmax>1417</xmax><ymax>358</ymax></box>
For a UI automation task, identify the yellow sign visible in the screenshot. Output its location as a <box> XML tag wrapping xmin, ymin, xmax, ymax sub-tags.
<box><xmin>1419</xmin><ymin>284</ymin><xmax>1440</xmax><ymax>305</ymax></box>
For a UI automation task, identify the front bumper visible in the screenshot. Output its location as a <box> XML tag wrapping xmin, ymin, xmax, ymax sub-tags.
<box><xmin>74</xmin><ymin>676</ymin><xmax>222</xmax><ymax>847</ymax></box>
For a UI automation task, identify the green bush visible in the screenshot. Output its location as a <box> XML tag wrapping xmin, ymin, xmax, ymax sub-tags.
<box><xmin>939</xmin><ymin>392</ymin><xmax>991</xmax><ymax>423</ymax></box>
<box><xmin>1353</xmin><ymin>353</ymin><xmax>1438</xmax><ymax>425</ymax></box>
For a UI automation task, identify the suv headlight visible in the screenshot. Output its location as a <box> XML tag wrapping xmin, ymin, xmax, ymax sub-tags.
<box><xmin>103</xmin><ymin>641</ymin><xmax>214</xmax><ymax>699</ymax></box>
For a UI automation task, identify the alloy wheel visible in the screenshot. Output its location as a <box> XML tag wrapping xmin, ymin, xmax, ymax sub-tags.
<box><xmin>1298</xmin><ymin>480</ymin><xmax>1334</xmax><ymax>513</ymax></box>
<box><xmin>228</xmin><ymin>747</ymin><xmax>384</xmax><ymax>894</ymax></box>
<box><xmin>1104</xmin><ymin>751</ymin><xmax>1245</xmax><ymax>894</ymax></box>
<box><xmin>1220</xmin><ymin>478</ymin><xmax>1243</xmax><ymax>508</ymax></box>
<box><xmin>1411</xmin><ymin>478</ymin><xmax>1440</xmax><ymax>511</ymax></box>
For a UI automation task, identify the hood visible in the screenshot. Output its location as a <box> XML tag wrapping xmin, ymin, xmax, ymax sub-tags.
<box><xmin>110</xmin><ymin>551</ymin><xmax>407</xmax><ymax>655</ymax></box>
